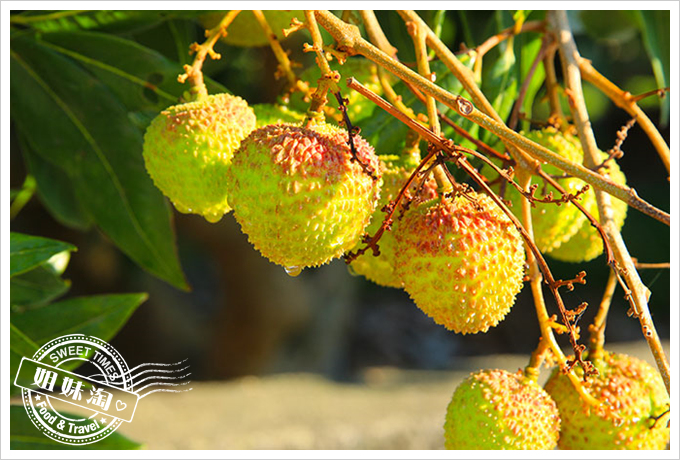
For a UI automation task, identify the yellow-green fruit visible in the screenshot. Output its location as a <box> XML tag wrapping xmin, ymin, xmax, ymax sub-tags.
<box><xmin>444</xmin><ymin>369</ymin><xmax>561</xmax><ymax>449</ymax></box>
<box><xmin>547</xmin><ymin>155</ymin><xmax>628</xmax><ymax>263</ymax></box>
<box><xmin>394</xmin><ymin>193</ymin><xmax>525</xmax><ymax>334</ymax></box>
<box><xmin>252</xmin><ymin>103</ymin><xmax>305</xmax><ymax>128</ymax></box>
<box><xmin>227</xmin><ymin>122</ymin><xmax>382</xmax><ymax>272</ymax></box>
<box><xmin>348</xmin><ymin>153</ymin><xmax>438</xmax><ymax>288</ymax></box>
<box><xmin>544</xmin><ymin>351</ymin><xmax>669</xmax><ymax>449</ymax></box>
<box><xmin>142</xmin><ymin>93</ymin><xmax>255</xmax><ymax>223</ymax></box>
<box><xmin>291</xmin><ymin>58</ymin><xmax>386</xmax><ymax>124</ymax></box>
<box><xmin>500</xmin><ymin>127</ymin><xmax>588</xmax><ymax>253</ymax></box>
<box><xmin>200</xmin><ymin>11</ymin><xmax>302</xmax><ymax>47</ymax></box>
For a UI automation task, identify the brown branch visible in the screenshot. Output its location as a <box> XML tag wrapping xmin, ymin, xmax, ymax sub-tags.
<box><xmin>588</xmin><ymin>269</ymin><xmax>618</xmax><ymax>361</ymax></box>
<box><xmin>549</xmin><ymin>10</ymin><xmax>669</xmax><ymax>395</ymax></box>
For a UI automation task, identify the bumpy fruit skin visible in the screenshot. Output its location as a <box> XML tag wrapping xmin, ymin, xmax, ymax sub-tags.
<box><xmin>200</xmin><ymin>11</ymin><xmax>302</xmax><ymax>47</ymax></box>
<box><xmin>547</xmin><ymin>154</ymin><xmax>628</xmax><ymax>263</ymax></box>
<box><xmin>394</xmin><ymin>193</ymin><xmax>525</xmax><ymax>334</ymax></box>
<box><xmin>252</xmin><ymin>103</ymin><xmax>305</xmax><ymax>128</ymax></box>
<box><xmin>501</xmin><ymin>127</ymin><xmax>588</xmax><ymax>253</ymax></box>
<box><xmin>444</xmin><ymin>369</ymin><xmax>561</xmax><ymax>449</ymax></box>
<box><xmin>142</xmin><ymin>93</ymin><xmax>255</xmax><ymax>223</ymax></box>
<box><xmin>227</xmin><ymin>122</ymin><xmax>382</xmax><ymax>270</ymax></box>
<box><xmin>348</xmin><ymin>153</ymin><xmax>438</xmax><ymax>288</ymax></box>
<box><xmin>544</xmin><ymin>352</ymin><xmax>669</xmax><ymax>449</ymax></box>
<box><xmin>291</xmin><ymin>58</ymin><xmax>387</xmax><ymax>124</ymax></box>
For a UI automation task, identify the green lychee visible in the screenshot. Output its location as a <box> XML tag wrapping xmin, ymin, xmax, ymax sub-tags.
<box><xmin>394</xmin><ymin>192</ymin><xmax>525</xmax><ymax>334</ymax></box>
<box><xmin>348</xmin><ymin>152</ymin><xmax>438</xmax><ymax>288</ymax></box>
<box><xmin>544</xmin><ymin>351</ymin><xmax>669</xmax><ymax>449</ymax></box>
<box><xmin>142</xmin><ymin>93</ymin><xmax>255</xmax><ymax>223</ymax></box>
<box><xmin>547</xmin><ymin>155</ymin><xmax>628</xmax><ymax>263</ymax></box>
<box><xmin>444</xmin><ymin>369</ymin><xmax>561</xmax><ymax>449</ymax></box>
<box><xmin>252</xmin><ymin>103</ymin><xmax>305</xmax><ymax>128</ymax></box>
<box><xmin>200</xmin><ymin>11</ymin><xmax>302</xmax><ymax>47</ymax></box>
<box><xmin>227</xmin><ymin>122</ymin><xmax>382</xmax><ymax>273</ymax></box>
<box><xmin>499</xmin><ymin>127</ymin><xmax>589</xmax><ymax>253</ymax></box>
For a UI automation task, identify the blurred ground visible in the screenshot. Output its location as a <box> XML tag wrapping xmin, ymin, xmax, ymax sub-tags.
<box><xmin>34</xmin><ymin>340</ymin><xmax>668</xmax><ymax>449</ymax></box>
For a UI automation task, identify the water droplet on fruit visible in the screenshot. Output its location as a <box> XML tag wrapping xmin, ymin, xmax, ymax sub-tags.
<box><xmin>204</xmin><ymin>212</ymin><xmax>223</xmax><ymax>223</ymax></box>
<box><xmin>347</xmin><ymin>264</ymin><xmax>359</xmax><ymax>277</ymax></box>
<box><xmin>285</xmin><ymin>265</ymin><xmax>303</xmax><ymax>277</ymax></box>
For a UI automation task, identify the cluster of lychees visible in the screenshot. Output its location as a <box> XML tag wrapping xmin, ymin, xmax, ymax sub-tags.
<box><xmin>141</xmin><ymin>12</ymin><xmax>667</xmax><ymax>450</ymax></box>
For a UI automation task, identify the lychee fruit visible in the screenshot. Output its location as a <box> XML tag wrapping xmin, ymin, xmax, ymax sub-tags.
<box><xmin>444</xmin><ymin>369</ymin><xmax>561</xmax><ymax>449</ymax></box>
<box><xmin>200</xmin><ymin>10</ymin><xmax>302</xmax><ymax>47</ymax></box>
<box><xmin>142</xmin><ymin>93</ymin><xmax>255</xmax><ymax>223</ymax></box>
<box><xmin>227</xmin><ymin>122</ymin><xmax>382</xmax><ymax>273</ymax></box>
<box><xmin>348</xmin><ymin>152</ymin><xmax>438</xmax><ymax>288</ymax></box>
<box><xmin>393</xmin><ymin>192</ymin><xmax>525</xmax><ymax>334</ymax></box>
<box><xmin>547</xmin><ymin>155</ymin><xmax>628</xmax><ymax>263</ymax></box>
<box><xmin>544</xmin><ymin>351</ymin><xmax>669</xmax><ymax>449</ymax></box>
<box><xmin>252</xmin><ymin>103</ymin><xmax>305</xmax><ymax>128</ymax></box>
<box><xmin>499</xmin><ymin>127</ymin><xmax>588</xmax><ymax>253</ymax></box>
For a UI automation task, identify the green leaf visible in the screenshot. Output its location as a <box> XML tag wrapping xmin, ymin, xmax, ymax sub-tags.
<box><xmin>20</xmin><ymin>136</ymin><xmax>92</xmax><ymax>230</ymax></box>
<box><xmin>10</xmin><ymin>265</ymin><xmax>70</xmax><ymax>309</ymax></box>
<box><xmin>10</xmin><ymin>35</ymin><xmax>188</xmax><ymax>289</ymax></box>
<box><xmin>10</xmin><ymin>293</ymin><xmax>148</xmax><ymax>345</ymax></box>
<box><xmin>38</xmin><ymin>31</ymin><xmax>227</xmax><ymax>114</ymax></box>
<box><xmin>9</xmin><ymin>323</ymin><xmax>41</xmax><ymax>395</ymax></box>
<box><xmin>10</xmin><ymin>405</ymin><xmax>143</xmax><ymax>449</ymax></box>
<box><xmin>10</xmin><ymin>10</ymin><xmax>163</xmax><ymax>34</ymax></box>
<box><xmin>519</xmin><ymin>35</ymin><xmax>546</xmax><ymax>132</ymax></box>
<box><xmin>636</xmin><ymin>10</ymin><xmax>670</xmax><ymax>125</ymax></box>
<box><xmin>481</xmin><ymin>39</ymin><xmax>517</xmax><ymax>144</ymax></box>
<box><xmin>10</xmin><ymin>233</ymin><xmax>76</xmax><ymax>278</ymax></box>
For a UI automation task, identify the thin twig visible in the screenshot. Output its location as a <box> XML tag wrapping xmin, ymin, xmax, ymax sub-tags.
<box><xmin>588</xmin><ymin>269</ymin><xmax>617</xmax><ymax>361</ymax></box>
<box><xmin>579</xmin><ymin>58</ymin><xmax>670</xmax><ymax>174</ymax></box>
<box><xmin>178</xmin><ymin>11</ymin><xmax>240</xmax><ymax>99</ymax></box>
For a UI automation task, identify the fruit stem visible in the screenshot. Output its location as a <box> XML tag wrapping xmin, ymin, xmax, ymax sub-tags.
<box><xmin>588</xmin><ymin>269</ymin><xmax>617</xmax><ymax>361</ymax></box>
<box><xmin>543</xmin><ymin>44</ymin><xmax>568</xmax><ymax>130</ymax></box>
<box><xmin>407</xmin><ymin>14</ymin><xmax>452</xmax><ymax>194</ymax></box>
<box><xmin>303</xmin><ymin>10</ymin><xmax>341</xmax><ymax>119</ymax></box>
<box><xmin>549</xmin><ymin>10</ymin><xmax>669</xmax><ymax>395</ymax></box>
<box><xmin>178</xmin><ymin>10</ymin><xmax>241</xmax><ymax>100</ymax></box>
<box><xmin>252</xmin><ymin>11</ymin><xmax>311</xmax><ymax>97</ymax></box>
<box><xmin>578</xmin><ymin>58</ymin><xmax>670</xmax><ymax>175</ymax></box>
<box><xmin>10</xmin><ymin>174</ymin><xmax>36</xmax><ymax>220</ymax></box>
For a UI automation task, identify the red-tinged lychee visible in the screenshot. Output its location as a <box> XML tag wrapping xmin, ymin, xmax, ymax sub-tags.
<box><xmin>142</xmin><ymin>93</ymin><xmax>255</xmax><ymax>223</ymax></box>
<box><xmin>544</xmin><ymin>351</ymin><xmax>669</xmax><ymax>450</ymax></box>
<box><xmin>227</xmin><ymin>122</ymin><xmax>382</xmax><ymax>274</ymax></box>
<box><xmin>444</xmin><ymin>369</ymin><xmax>561</xmax><ymax>449</ymax></box>
<box><xmin>348</xmin><ymin>152</ymin><xmax>438</xmax><ymax>288</ymax></box>
<box><xmin>394</xmin><ymin>192</ymin><xmax>525</xmax><ymax>334</ymax></box>
<box><xmin>499</xmin><ymin>127</ymin><xmax>588</xmax><ymax>253</ymax></box>
<box><xmin>547</xmin><ymin>155</ymin><xmax>628</xmax><ymax>263</ymax></box>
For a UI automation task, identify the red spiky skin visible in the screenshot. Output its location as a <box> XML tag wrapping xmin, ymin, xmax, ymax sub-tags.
<box><xmin>394</xmin><ymin>193</ymin><xmax>525</xmax><ymax>334</ymax></box>
<box><xmin>227</xmin><ymin>123</ymin><xmax>382</xmax><ymax>270</ymax></box>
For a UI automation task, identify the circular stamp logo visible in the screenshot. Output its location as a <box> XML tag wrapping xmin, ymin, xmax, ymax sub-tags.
<box><xmin>19</xmin><ymin>334</ymin><xmax>133</xmax><ymax>445</ymax></box>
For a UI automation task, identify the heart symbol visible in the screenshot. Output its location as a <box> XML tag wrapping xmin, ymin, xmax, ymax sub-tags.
<box><xmin>116</xmin><ymin>400</ymin><xmax>127</xmax><ymax>411</ymax></box>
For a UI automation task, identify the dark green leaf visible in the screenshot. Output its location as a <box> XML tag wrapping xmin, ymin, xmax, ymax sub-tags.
<box><xmin>9</xmin><ymin>323</ymin><xmax>41</xmax><ymax>395</ymax></box>
<box><xmin>38</xmin><ymin>31</ymin><xmax>227</xmax><ymax>114</ymax></box>
<box><xmin>636</xmin><ymin>10</ymin><xmax>670</xmax><ymax>125</ymax></box>
<box><xmin>10</xmin><ymin>10</ymin><xmax>164</xmax><ymax>35</ymax></box>
<box><xmin>519</xmin><ymin>35</ymin><xmax>546</xmax><ymax>132</ymax></box>
<box><xmin>11</xmin><ymin>293</ymin><xmax>148</xmax><ymax>345</ymax></box>
<box><xmin>10</xmin><ymin>265</ymin><xmax>71</xmax><ymax>309</ymax></box>
<box><xmin>11</xmin><ymin>188</ymin><xmax>20</xmax><ymax>200</ymax></box>
<box><xmin>10</xmin><ymin>233</ymin><xmax>75</xmax><ymax>278</ymax></box>
<box><xmin>20</xmin><ymin>136</ymin><xmax>92</xmax><ymax>230</ymax></box>
<box><xmin>10</xmin><ymin>35</ymin><xmax>188</xmax><ymax>289</ymax></box>
<box><xmin>481</xmin><ymin>43</ymin><xmax>517</xmax><ymax>144</ymax></box>
<box><xmin>10</xmin><ymin>405</ymin><xmax>143</xmax><ymax>449</ymax></box>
